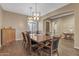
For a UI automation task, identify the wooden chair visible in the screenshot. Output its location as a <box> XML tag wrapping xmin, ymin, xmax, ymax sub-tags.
<box><xmin>41</xmin><ymin>40</ymin><xmax>51</xmax><ymax>56</ymax></box>
<box><xmin>22</xmin><ymin>32</ymin><xmax>27</xmax><ymax>48</ymax></box>
<box><xmin>39</xmin><ymin>34</ymin><xmax>51</xmax><ymax>55</ymax></box>
<box><xmin>42</xmin><ymin>36</ymin><xmax>60</xmax><ymax>56</ymax></box>
<box><xmin>52</xmin><ymin>36</ymin><xmax>60</xmax><ymax>56</ymax></box>
<box><xmin>26</xmin><ymin>32</ymin><xmax>43</xmax><ymax>55</ymax></box>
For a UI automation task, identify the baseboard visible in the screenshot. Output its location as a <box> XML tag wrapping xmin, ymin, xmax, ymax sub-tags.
<box><xmin>16</xmin><ymin>39</ymin><xmax>22</xmax><ymax>40</ymax></box>
<box><xmin>0</xmin><ymin>45</ymin><xmax>2</xmax><ymax>50</ymax></box>
<box><xmin>0</xmin><ymin>44</ymin><xmax>1</xmax><ymax>48</ymax></box>
<box><xmin>74</xmin><ymin>46</ymin><xmax>79</xmax><ymax>49</ymax></box>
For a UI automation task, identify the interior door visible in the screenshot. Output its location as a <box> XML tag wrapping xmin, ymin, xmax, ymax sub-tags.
<box><xmin>46</xmin><ymin>22</ymin><xmax>50</xmax><ymax>34</ymax></box>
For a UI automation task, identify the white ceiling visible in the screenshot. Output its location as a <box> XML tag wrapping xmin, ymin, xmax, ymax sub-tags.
<box><xmin>0</xmin><ymin>3</ymin><xmax>69</xmax><ymax>16</ymax></box>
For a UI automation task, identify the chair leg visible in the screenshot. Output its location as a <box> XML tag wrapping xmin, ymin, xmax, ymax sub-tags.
<box><xmin>56</xmin><ymin>49</ymin><xmax>59</xmax><ymax>56</ymax></box>
<box><xmin>22</xmin><ymin>42</ymin><xmax>26</xmax><ymax>48</ymax></box>
<box><xmin>37</xmin><ymin>48</ymin><xmax>43</xmax><ymax>56</ymax></box>
<box><xmin>37</xmin><ymin>51</ymin><xmax>41</xmax><ymax>56</ymax></box>
<box><xmin>27</xmin><ymin>46</ymin><xmax>31</xmax><ymax>55</ymax></box>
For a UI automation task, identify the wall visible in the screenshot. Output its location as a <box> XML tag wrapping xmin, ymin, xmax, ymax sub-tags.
<box><xmin>52</xmin><ymin>18</ymin><xmax>62</xmax><ymax>35</ymax></box>
<box><xmin>0</xmin><ymin>6</ymin><xmax>3</xmax><ymax>47</ymax></box>
<box><xmin>38</xmin><ymin>20</ymin><xmax>44</xmax><ymax>34</ymax></box>
<box><xmin>74</xmin><ymin>7</ymin><xmax>79</xmax><ymax>49</ymax></box>
<box><xmin>2</xmin><ymin>10</ymin><xmax>27</xmax><ymax>40</ymax></box>
<box><xmin>62</xmin><ymin>15</ymin><xmax>75</xmax><ymax>33</ymax></box>
<box><xmin>51</xmin><ymin>14</ymin><xmax>75</xmax><ymax>35</ymax></box>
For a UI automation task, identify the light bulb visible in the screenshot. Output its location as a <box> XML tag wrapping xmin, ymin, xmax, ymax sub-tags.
<box><xmin>37</xmin><ymin>17</ymin><xmax>39</xmax><ymax>20</ymax></box>
<box><xmin>34</xmin><ymin>17</ymin><xmax>36</xmax><ymax>20</ymax></box>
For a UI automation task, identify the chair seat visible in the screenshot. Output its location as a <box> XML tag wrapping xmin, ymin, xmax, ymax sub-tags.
<box><xmin>31</xmin><ymin>39</ymin><xmax>38</xmax><ymax>44</ymax></box>
<box><xmin>42</xmin><ymin>47</ymin><xmax>51</xmax><ymax>54</ymax></box>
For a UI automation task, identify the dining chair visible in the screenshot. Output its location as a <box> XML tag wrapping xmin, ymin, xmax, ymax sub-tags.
<box><xmin>26</xmin><ymin>32</ymin><xmax>43</xmax><ymax>55</ymax></box>
<box><xmin>22</xmin><ymin>32</ymin><xmax>27</xmax><ymax>49</ymax></box>
<box><xmin>38</xmin><ymin>34</ymin><xmax>51</xmax><ymax>56</ymax></box>
<box><xmin>41</xmin><ymin>40</ymin><xmax>51</xmax><ymax>56</ymax></box>
<box><xmin>41</xmin><ymin>36</ymin><xmax>60</xmax><ymax>56</ymax></box>
<box><xmin>51</xmin><ymin>36</ymin><xmax>60</xmax><ymax>56</ymax></box>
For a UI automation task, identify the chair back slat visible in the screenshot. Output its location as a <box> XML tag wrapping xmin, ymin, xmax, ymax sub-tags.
<box><xmin>22</xmin><ymin>32</ymin><xmax>26</xmax><ymax>42</ymax></box>
<box><xmin>53</xmin><ymin>37</ymin><xmax>60</xmax><ymax>49</ymax></box>
<box><xmin>26</xmin><ymin>32</ymin><xmax>32</xmax><ymax>51</ymax></box>
<box><xmin>26</xmin><ymin>32</ymin><xmax>31</xmax><ymax>44</ymax></box>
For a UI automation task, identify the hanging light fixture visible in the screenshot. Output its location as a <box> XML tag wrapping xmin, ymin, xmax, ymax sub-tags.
<box><xmin>27</xmin><ymin>7</ymin><xmax>33</xmax><ymax>22</ymax></box>
<box><xmin>33</xmin><ymin>12</ymin><xmax>40</xmax><ymax>21</ymax></box>
<box><xmin>32</xmin><ymin>3</ymin><xmax>40</xmax><ymax>21</ymax></box>
<box><xmin>28</xmin><ymin>3</ymin><xmax>40</xmax><ymax>21</ymax></box>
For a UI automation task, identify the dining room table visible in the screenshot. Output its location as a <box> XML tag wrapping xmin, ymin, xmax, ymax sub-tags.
<box><xmin>30</xmin><ymin>34</ymin><xmax>53</xmax><ymax>43</ymax></box>
<box><xmin>29</xmin><ymin>34</ymin><xmax>53</xmax><ymax>55</ymax></box>
<box><xmin>29</xmin><ymin>34</ymin><xmax>61</xmax><ymax>56</ymax></box>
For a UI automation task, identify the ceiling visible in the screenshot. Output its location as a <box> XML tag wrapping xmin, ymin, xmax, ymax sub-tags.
<box><xmin>0</xmin><ymin>3</ymin><xmax>69</xmax><ymax>16</ymax></box>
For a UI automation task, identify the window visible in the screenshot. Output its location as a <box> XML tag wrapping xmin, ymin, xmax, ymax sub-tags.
<box><xmin>27</xmin><ymin>21</ymin><xmax>37</xmax><ymax>34</ymax></box>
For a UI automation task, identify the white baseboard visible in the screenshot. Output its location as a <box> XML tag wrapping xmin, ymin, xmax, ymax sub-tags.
<box><xmin>16</xmin><ymin>39</ymin><xmax>22</xmax><ymax>40</ymax></box>
<box><xmin>74</xmin><ymin>46</ymin><xmax>79</xmax><ymax>49</ymax></box>
<box><xmin>0</xmin><ymin>45</ymin><xmax>1</xmax><ymax>48</ymax></box>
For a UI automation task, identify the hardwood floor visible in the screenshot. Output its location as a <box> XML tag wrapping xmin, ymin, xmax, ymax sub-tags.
<box><xmin>0</xmin><ymin>40</ymin><xmax>56</xmax><ymax>56</ymax></box>
<box><xmin>1</xmin><ymin>39</ymin><xmax>79</xmax><ymax>56</ymax></box>
<box><xmin>0</xmin><ymin>40</ymin><xmax>28</xmax><ymax>56</ymax></box>
<box><xmin>58</xmin><ymin>39</ymin><xmax>79</xmax><ymax>56</ymax></box>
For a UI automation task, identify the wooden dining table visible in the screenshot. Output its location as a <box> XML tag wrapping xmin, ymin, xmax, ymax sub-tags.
<box><xmin>29</xmin><ymin>34</ymin><xmax>60</xmax><ymax>56</ymax></box>
<box><xmin>30</xmin><ymin>34</ymin><xmax>53</xmax><ymax>43</ymax></box>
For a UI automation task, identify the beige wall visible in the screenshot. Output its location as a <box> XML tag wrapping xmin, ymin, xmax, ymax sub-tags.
<box><xmin>62</xmin><ymin>15</ymin><xmax>75</xmax><ymax>33</ymax></box>
<box><xmin>74</xmin><ymin>8</ymin><xmax>79</xmax><ymax>49</ymax></box>
<box><xmin>0</xmin><ymin>6</ymin><xmax>3</xmax><ymax>47</ymax></box>
<box><xmin>51</xmin><ymin>14</ymin><xmax>75</xmax><ymax>35</ymax></box>
<box><xmin>38</xmin><ymin>20</ymin><xmax>44</xmax><ymax>34</ymax></box>
<box><xmin>2</xmin><ymin>10</ymin><xmax>27</xmax><ymax>40</ymax></box>
<box><xmin>52</xmin><ymin>18</ymin><xmax>62</xmax><ymax>35</ymax></box>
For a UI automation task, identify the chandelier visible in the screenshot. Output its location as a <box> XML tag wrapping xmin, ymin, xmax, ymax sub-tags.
<box><xmin>28</xmin><ymin>3</ymin><xmax>40</xmax><ymax>21</ymax></box>
<box><xmin>32</xmin><ymin>12</ymin><xmax>40</xmax><ymax>21</ymax></box>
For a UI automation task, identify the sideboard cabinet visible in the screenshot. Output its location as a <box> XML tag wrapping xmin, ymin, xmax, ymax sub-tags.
<box><xmin>1</xmin><ymin>28</ymin><xmax>16</xmax><ymax>46</ymax></box>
